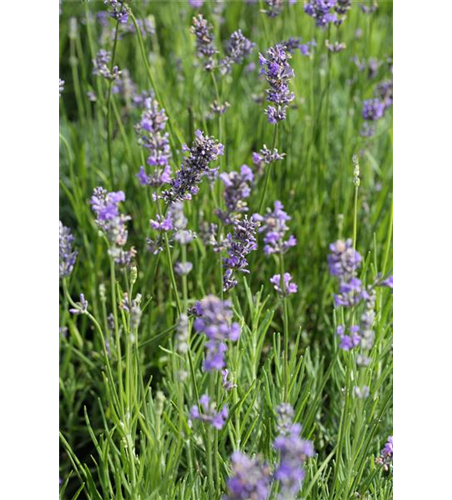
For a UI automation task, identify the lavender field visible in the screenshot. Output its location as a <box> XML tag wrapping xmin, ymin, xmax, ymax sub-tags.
<box><xmin>59</xmin><ymin>1</ymin><xmax>393</xmax><ymax>498</ymax></box>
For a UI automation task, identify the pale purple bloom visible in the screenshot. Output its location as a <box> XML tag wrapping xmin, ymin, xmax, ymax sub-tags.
<box><xmin>175</xmin><ymin>261</ymin><xmax>193</xmax><ymax>276</ymax></box>
<box><xmin>104</xmin><ymin>0</ymin><xmax>129</xmax><ymax>24</ymax></box>
<box><xmin>362</xmin><ymin>98</ymin><xmax>385</xmax><ymax>121</ymax></box>
<box><xmin>376</xmin><ymin>80</ymin><xmax>393</xmax><ymax>109</ymax></box>
<box><xmin>190</xmin><ymin>394</ymin><xmax>228</xmax><ymax>429</ymax></box>
<box><xmin>176</xmin><ymin>314</ymin><xmax>189</xmax><ymax>354</ymax></box>
<box><xmin>334</xmin><ymin>277</ymin><xmax>363</xmax><ymax>307</ymax></box>
<box><xmin>276</xmin><ymin>403</ymin><xmax>295</xmax><ymax>434</ymax></box>
<box><xmin>353</xmin><ymin>385</ymin><xmax>370</xmax><ymax>399</ymax></box>
<box><xmin>59</xmin><ymin>78</ymin><xmax>64</xmax><ymax>97</ymax></box>
<box><xmin>221</xmin><ymin>30</ymin><xmax>255</xmax><ymax>74</ymax></box>
<box><xmin>90</xmin><ymin>188</ymin><xmax>135</xmax><ymax>267</ymax></box>
<box><xmin>336</xmin><ymin>325</ymin><xmax>360</xmax><ymax>351</ymax></box>
<box><xmin>376</xmin><ymin>435</ymin><xmax>393</xmax><ymax>471</ymax></box>
<box><xmin>382</xmin><ymin>436</ymin><xmax>393</xmax><ymax>458</ymax></box>
<box><xmin>69</xmin><ymin>294</ymin><xmax>88</xmax><ymax>315</ymax></box>
<box><xmin>254</xmin><ymin>201</ymin><xmax>297</xmax><ymax>255</ymax></box>
<box><xmin>304</xmin><ymin>0</ymin><xmax>338</xmax><ymax>28</ymax></box>
<box><xmin>252</xmin><ymin>146</ymin><xmax>285</xmax><ymax>174</ymax></box>
<box><xmin>163</xmin><ymin>130</ymin><xmax>223</xmax><ymax>203</ymax></box>
<box><xmin>191</xmin><ymin>14</ymin><xmax>216</xmax><ymax>71</ymax></box>
<box><xmin>224</xmin><ymin>452</ymin><xmax>271</xmax><ymax>500</ymax></box>
<box><xmin>270</xmin><ymin>273</ymin><xmax>298</xmax><ymax>296</ymax></box>
<box><xmin>263</xmin><ymin>0</ymin><xmax>284</xmax><ymax>17</ymax></box>
<box><xmin>135</xmin><ymin>98</ymin><xmax>172</xmax><ymax>187</ymax></box>
<box><xmin>273</xmin><ymin>407</ymin><xmax>314</xmax><ymax>498</ymax></box>
<box><xmin>325</xmin><ymin>40</ymin><xmax>347</xmax><ymax>53</ymax></box>
<box><xmin>217</xmin><ymin>165</ymin><xmax>254</xmax><ymax>224</ymax></box>
<box><xmin>194</xmin><ymin>295</ymin><xmax>240</xmax><ymax>371</ymax></box>
<box><xmin>259</xmin><ymin>44</ymin><xmax>295</xmax><ymax>124</ymax></box>
<box><xmin>92</xmin><ymin>49</ymin><xmax>121</xmax><ymax>81</ymax></box>
<box><xmin>300</xmin><ymin>40</ymin><xmax>317</xmax><ymax>57</ymax></box>
<box><xmin>327</xmin><ymin>239</ymin><xmax>362</xmax><ymax>282</ymax></box>
<box><xmin>59</xmin><ymin>221</ymin><xmax>78</xmax><ymax>279</ymax></box>
<box><xmin>381</xmin><ymin>275</ymin><xmax>393</xmax><ymax>289</ymax></box>
<box><xmin>223</xmin><ymin>216</ymin><xmax>260</xmax><ymax>291</ymax></box>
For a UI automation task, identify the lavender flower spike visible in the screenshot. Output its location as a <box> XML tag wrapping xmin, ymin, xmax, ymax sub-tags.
<box><xmin>254</xmin><ymin>201</ymin><xmax>297</xmax><ymax>256</ymax></box>
<box><xmin>90</xmin><ymin>187</ymin><xmax>136</xmax><ymax>267</ymax></box>
<box><xmin>92</xmin><ymin>49</ymin><xmax>121</xmax><ymax>81</ymax></box>
<box><xmin>362</xmin><ymin>98</ymin><xmax>385</xmax><ymax>121</ymax></box>
<box><xmin>190</xmin><ymin>394</ymin><xmax>228</xmax><ymax>429</ymax></box>
<box><xmin>259</xmin><ymin>44</ymin><xmax>295</xmax><ymax>124</ymax></box>
<box><xmin>224</xmin><ymin>452</ymin><xmax>272</xmax><ymax>500</ymax></box>
<box><xmin>104</xmin><ymin>0</ymin><xmax>129</xmax><ymax>24</ymax></box>
<box><xmin>163</xmin><ymin>130</ymin><xmax>223</xmax><ymax>203</ymax></box>
<box><xmin>135</xmin><ymin>98</ymin><xmax>171</xmax><ymax>187</ymax></box>
<box><xmin>327</xmin><ymin>239</ymin><xmax>362</xmax><ymax>282</ymax></box>
<box><xmin>217</xmin><ymin>165</ymin><xmax>254</xmax><ymax>224</ymax></box>
<box><xmin>191</xmin><ymin>14</ymin><xmax>216</xmax><ymax>71</ymax></box>
<box><xmin>59</xmin><ymin>221</ymin><xmax>78</xmax><ymax>279</ymax></box>
<box><xmin>69</xmin><ymin>294</ymin><xmax>88</xmax><ymax>315</ymax></box>
<box><xmin>223</xmin><ymin>216</ymin><xmax>260</xmax><ymax>291</ymax></box>
<box><xmin>194</xmin><ymin>295</ymin><xmax>240</xmax><ymax>371</ymax></box>
<box><xmin>304</xmin><ymin>0</ymin><xmax>338</xmax><ymax>28</ymax></box>
<box><xmin>221</xmin><ymin>30</ymin><xmax>255</xmax><ymax>74</ymax></box>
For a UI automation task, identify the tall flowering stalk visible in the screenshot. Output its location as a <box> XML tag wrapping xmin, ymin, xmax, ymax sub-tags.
<box><xmin>59</xmin><ymin>221</ymin><xmax>78</xmax><ymax>279</ymax></box>
<box><xmin>135</xmin><ymin>98</ymin><xmax>172</xmax><ymax>188</ymax></box>
<box><xmin>191</xmin><ymin>14</ymin><xmax>216</xmax><ymax>71</ymax></box>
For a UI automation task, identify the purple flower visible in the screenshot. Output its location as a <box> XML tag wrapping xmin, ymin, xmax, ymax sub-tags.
<box><xmin>175</xmin><ymin>261</ymin><xmax>193</xmax><ymax>276</ymax></box>
<box><xmin>381</xmin><ymin>275</ymin><xmax>393</xmax><ymax>289</ymax></box>
<box><xmin>69</xmin><ymin>293</ymin><xmax>88</xmax><ymax>315</ymax></box>
<box><xmin>222</xmin><ymin>369</ymin><xmax>237</xmax><ymax>390</ymax></box>
<box><xmin>59</xmin><ymin>221</ymin><xmax>78</xmax><ymax>279</ymax></box>
<box><xmin>263</xmin><ymin>0</ymin><xmax>284</xmax><ymax>18</ymax></box>
<box><xmin>327</xmin><ymin>239</ymin><xmax>362</xmax><ymax>282</ymax></box>
<box><xmin>376</xmin><ymin>435</ymin><xmax>393</xmax><ymax>471</ymax></box>
<box><xmin>135</xmin><ymin>98</ymin><xmax>172</xmax><ymax>187</ymax></box>
<box><xmin>254</xmin><ymin>201</ymin><xmax>297</xmax><ymax>255</ymax></box>
<box><xmin>224</xmin><ymin>452</ymin><xmax>271</xmax><ymax>500</ymax></box>
<box><xmin>281</xmin><ymin>37</ymin><xmax>303</xmax><ymax>54</ymax></box>
<box><xmin>223</xmin><ymin>216</ymin><xmax>260</xmax><ymax>291</ymax></box>
<box><xmin>376</xmin><ymin>80</ymin><xmax>393</xmax><ymax>109</ymax></box>
<box><xmin>362</xmin><ymin>98</ymin><xmax>385</xmax><ymax>121</ymax></box>
<box><xmin>59</xmin><ymin>78</ymin><xmax>64</xmax><ymax>97</ymax></box>
<box><xmin>221</xmin><ymin>30</ymin><xmax>255</xmax><ymax>74</ymax></box>
<box><xmin>259</xmin><ymin>44</ymin><xmax>295</xmax><ymax>124</ymax></box>
<box><xmin>190</xmin><ymin>394</ymin><xmax>228</xmax><ymax>429</ymax></box>
<box><xmin>382</xmin><ymin>436</ymin><xmax>393</xmax><ymax>458</ymax></box>
<box><xmin>304</xmin><ymin>0</ymin><xmax>338</xmax><ymax>28</ymax></box>
<box><xmin>104</xmin><ymin>0</ymin><xmax>129</xmax><ymax>24</ymax></box>
<box><xmin>217</xmin><ymin>165</ymin><xmax>254</xmax><ymax>224</ymax></box>
<box><xmin>92</xmin><ymin>49</ymin><xmax>121</xmax><ymax>81</ymax></box>
<box><xmin>273</xmin><ymin>405</ymin><xmax>314</xmax><ymax>498</ymax></box>
<box><xmin>163</xmin><ymin>130</ymin><xmax>223</xmax><ymax>203</ymax></box>
<box><xmin>252</xmin><ymin>146</ymin><xmax>285</xmax><ymax>175</ymax></box>
<box><xmin>270</xmin><ymin>273</ymin><xmax>298</xmax><ymax>296</ymax></box>
<box><xmin>189</xmin><ymin>0</ymin><xmax>204</xmax><ymax>7</ymax></box>
<box><xmin>194</xmin><ymin>295</ymin><xmax>240</xmax><ymax>371</ymax></box>
<box><xmin>90</xmin><ymin>188</ymin><xmax>136</xmax><ymax>267</ymax></box>
<box><xmin>325</xmin><ymin>40</ymin><xmax>347</xmax><ymax>53</ymax></box>
<box><xmin>336</xmin><ymin>325</ymin><xmax>361</xmax><ymax>351</ymax></box>
<box><xmin>334</xmin><ymin>277</ymin><xmax>363</xmax><ymax>307</ymax></box>
<box><xmin>191</xmin><ymin>14</ymin><xmax>216</xmax><ymax>71</ymax></box>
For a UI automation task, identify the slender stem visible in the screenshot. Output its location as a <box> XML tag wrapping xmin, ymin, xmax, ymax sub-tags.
<box><xmin>258</xmin><ymin>124</ymin><xmax>278</xmax><ymax>214</ymax></box>
<box><xmin>279</xmin><ymin>253</ymin><xmax>290</xmax><ymax>400</ymax></box>
<box><xmin>353</xmin><ymin>185</ymin><xmax>359</xmax><ymax>249</ymax></box>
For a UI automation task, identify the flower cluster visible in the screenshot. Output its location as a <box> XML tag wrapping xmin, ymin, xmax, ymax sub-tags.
<box><xmin>163</xmin><ymin>130</ymin><xmax>224</xmax><ymax>203</ymax></box>
<box><xmin>191</xmin><ymin>14</ymin><xmax>216</xmax><ymax>71</ymax></box>
<box><xmin>326</xmin><ymin>40</ymin><xmax>347</xmax><ymax>53</ymax></box>
<box><xmin>336</xmin><ymin>324</ymin><xmax>360</xmax><ymax>351</ymax></box>
<box><xmin>223</xmin><ymin>216</ymin><xmax>260</xmax><ymax>291</ymax></box>
<box><xmin>189</xmin><ymin>0</ymin><xmax>204</xmax><ymax>8</ymax></box>
<box><xmin>362</xmin><ymin>98</ymin><xmax>385</xmax><ymax>121</ymax></box>
<box><xmin>104</xmin><ymin>0</ymin><xmax>129</xmax><ymax>24</ymax></box>
<box><xmin>224</xmin><ymin>452</ymin><xmax>272</xmax><ymax>500</ymax></box>
<box><xmin>120</xmin><ymin>292</ymin><xmax>142</xmax><ymax>332</ymax></box>
<box><xmin>376</xmin><ymin>435</ymin><xmax>393</xmax><ymax>471</ymax></box>
<box><xmin>59</xmin><ymin>78</ymin><xmax>64</xmax><ymax>97</ymax></box>
<box><xmin>59</xmin><ymin>221</ymin><xmax>78</xmax><ymax>279</ymax></box>
<box><xmin>148</xmin><ymin>202</ymin><xmax>195</xmax><ymax>259</ymax></box>
<box><xmin>190</xmin><ymin>394</ymin><xmax>228</xmax><ymax>429</ymax></box>
<box><xmin>327</xmin><ymin>239</ymin><xmax>362</xmax><ymax>282</ymax></box>
<box><xmin>270</xmin><ymin>273</ymin><xmax>298</xmax><ymax>296</ymax></box>
<box><xmin>69</xmin><ymin>294</ymin><xmax>88</xmax><ymax>315</ymax></box>
<box><xmin>135</xmin><ymin>98</ymin><xmax>172</xmax><ymax>187</ymax></box>
<box><xmin>304</xmin><ymin>0</ymin><xmax>338</xmax><ymax>28</ymax></box>
<box><xmin>259</xmin><ymin>44</ymin><xmax>295</xmax><ymax>124</ymax></box>
<box><xmin>274</xmin><ymin>404</ymin><xmax>315</xmax><ymax>498</ymax></box>
<box><xmin>254</xmin><ymin>201</ymin><xmax>297</xmax><ymax>255</ymax></box>
<box><xmin>222</xmin><ymin>369</ymin><xmax>237</xmax><ymax>391</ymax></box>
<box><xmin>221</xmin><ymin>30</ymin><xmax>255</xmax><ymax>74</ymax></box>
<box><xmin>217</xmin><ymin>165</ymin><xmax>254</xmax><ymax>224</ymax></box>
<box><xmin>252</xmin><ymin>146</ymin><xmax>286</xmax><ymax>175</ymax></box>
<box><xmin>90</xmin><ymin>188</ymin><xmax>135</xmax><ymax>267</ymax></box>
<box><xmin>194</xmin><ymin>295</ymin><xmax>240</xmax><ymax>371</ymax></box>
<box><xmin>92</xmin><ymin>49</ymin><xmax>121</xmax><ymax>81</ymax></box>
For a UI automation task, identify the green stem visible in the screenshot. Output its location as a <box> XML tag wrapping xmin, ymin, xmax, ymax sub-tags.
<box><xmin>258</xmin><ymin>124</ymin><xmax>278</xmax><ymax>214</ymax></box>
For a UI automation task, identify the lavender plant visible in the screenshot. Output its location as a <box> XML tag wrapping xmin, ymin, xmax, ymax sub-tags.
<box><xmin>59</xmin><ymin>2</ymin><xmax>393</xmax><ymax>498</ymax></box>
